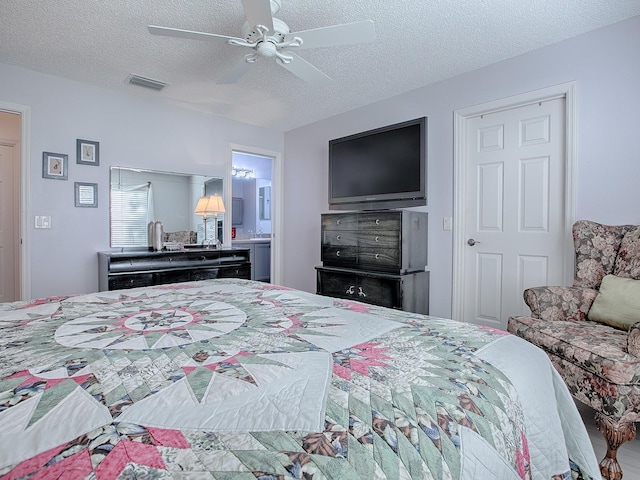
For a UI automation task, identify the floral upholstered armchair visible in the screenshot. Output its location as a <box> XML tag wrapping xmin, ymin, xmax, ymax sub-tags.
<box><xmin>508</xmin><ymin>220</ymin><xmax>640</xmax><ymax>480</ymax></box>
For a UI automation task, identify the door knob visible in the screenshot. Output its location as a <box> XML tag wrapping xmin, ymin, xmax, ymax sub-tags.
<box><xmin>467</xmin><ymin>238</ymin><xmax>481</xmax><ymax>246</ymax></box>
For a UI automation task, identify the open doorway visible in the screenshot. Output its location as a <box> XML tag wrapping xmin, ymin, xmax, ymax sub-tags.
<box><xmin>0</xmin><ymin>110</ymin><xmax>21</xmax><ymax>302</ymax></box>
<box><xmin>231</xmin><ymin>150</ymin><xmax>274</xmax><ymax>283</ymax></box>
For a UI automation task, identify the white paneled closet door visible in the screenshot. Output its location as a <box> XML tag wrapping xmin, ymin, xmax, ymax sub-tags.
<box><xmin>462</xmin><ymin>98</ymin><xmax>566</xmax><ymax>330</ymax></box>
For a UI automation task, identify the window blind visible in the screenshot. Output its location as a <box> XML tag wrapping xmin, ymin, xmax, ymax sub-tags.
<box><xmin>111</xmin><ymin>187</ymin><xmax>150</xmax><ymax>247</ymax></box>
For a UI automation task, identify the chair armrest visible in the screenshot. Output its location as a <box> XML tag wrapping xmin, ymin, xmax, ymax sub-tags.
<box><xmin>628</xmin><ymin>322</ymin><xmax>640</xmax><ymax>357</ymax></box>
<box><xmin>523</xmin><ymin>286</ymin><xmax>598</xmax><ymax>321</ymax></box>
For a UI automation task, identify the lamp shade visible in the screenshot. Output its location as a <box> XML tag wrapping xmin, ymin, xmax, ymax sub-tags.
<box><xmin>194</xmin><ymin>196</ymin><xmax>210</xmax><ymax>215</ymax></box>
<box><xmin>207</xmin><ymin>195</ymin><xmax>226</xmax><ymax>214</ymax></box>
<box><xmin>194</xmin><ymin>195</ymin><xmax>226</xmax><ymax>216</ymax></box>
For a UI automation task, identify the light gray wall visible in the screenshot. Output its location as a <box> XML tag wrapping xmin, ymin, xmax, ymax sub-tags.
<box><xmin>1</xmin><ymin>62</ymin><xmax>283</xmax><ymax>299</ymax></box>
<box><xmin>282</xmin><ymin>15</ymin><xmax>640</xmax><ymax>318</ymax></box>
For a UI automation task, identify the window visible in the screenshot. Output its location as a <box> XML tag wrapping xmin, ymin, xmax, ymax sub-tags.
<box><xmin>110</xmin><ymin>183</ymin><xmax>152</xmax><ymax>247</ymax></box>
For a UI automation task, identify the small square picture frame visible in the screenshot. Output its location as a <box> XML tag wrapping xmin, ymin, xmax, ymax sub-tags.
<box><xmin>42</xmin><ymin>152</ymin><xmax>68</xmax><ymax>180</ymax></box>
<box><xmin>74</xmin><ymin>182</ymin><xmax>98</xmax><ymax>208</ymax></box>
<box><xmin>76</xmin><ymin>139</ymin><xmax>100</xmax><ymax>166</ymax></box>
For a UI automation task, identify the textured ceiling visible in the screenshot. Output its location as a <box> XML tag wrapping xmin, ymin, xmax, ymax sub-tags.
<box><xmin>2</xmin><ymin>1</ymin><xmax>640</xmax><ymax>132</ymax></box>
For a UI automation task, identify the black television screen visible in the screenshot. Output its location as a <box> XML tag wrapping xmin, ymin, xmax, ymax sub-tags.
<box><xmin>328</xmin><ymin>117</ymin><xmax>426</xmax><ymax>210</ymax></box>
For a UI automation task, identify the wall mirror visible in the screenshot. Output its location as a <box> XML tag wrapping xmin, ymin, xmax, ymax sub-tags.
<box><xmin>259</xmin><ymin>185</ymin><xmax>271</xmax><ymax>220</ymax></box>
<box><xmin>110</xmin><ymin>166</ymin><xmax>223</xmax><ymax>248</ymax></box>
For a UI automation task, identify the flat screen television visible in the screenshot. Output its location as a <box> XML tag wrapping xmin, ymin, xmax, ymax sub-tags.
<box><xmin>328</xmin><ymin>117</ymin><xmax>427</xmax><ymax>210</ymax></box>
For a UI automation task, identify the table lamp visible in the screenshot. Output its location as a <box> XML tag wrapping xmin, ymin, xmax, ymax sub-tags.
<box><xmin>194</xmin><ymin>194</ymin><xmax>226</xmax><ymax>248</ymax></box>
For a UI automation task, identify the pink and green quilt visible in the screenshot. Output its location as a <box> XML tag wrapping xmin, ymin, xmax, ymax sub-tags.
<box><xmin>0</xmin><ymin>279</ymin><xmax>599</xmax><ymax>479</ymax></box>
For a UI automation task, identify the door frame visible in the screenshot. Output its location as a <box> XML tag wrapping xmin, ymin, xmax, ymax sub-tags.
<box><xmin>228</xmin><ymin>143</ymin><xmax>283</xmax><ymax>285</ymax></box>
<box><xmin>451</xmin><ymin>82</ymin><xmax>577</xmax><ymax>321</ymax></box>
<box><xmin>0</xmin><ymin>100</ymin><xmax>31</xmax><ymax>300</ymax></box>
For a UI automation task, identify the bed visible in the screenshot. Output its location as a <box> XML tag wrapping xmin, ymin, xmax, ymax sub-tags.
<box><xmin>0</xmin><ymin>278</ymin><xmax>599</xmax><ymax>479</ymax></box>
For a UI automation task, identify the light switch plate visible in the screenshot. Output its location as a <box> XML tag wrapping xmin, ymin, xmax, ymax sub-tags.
<box><xmin>443</xmin><ymin>217</ymin><xmax>452</xmax><ymax>231</ymax></box>
<box><xmin>35</xmin><ymin>216</ymin><xmax>51</xmax><ymax>229</ymax></box>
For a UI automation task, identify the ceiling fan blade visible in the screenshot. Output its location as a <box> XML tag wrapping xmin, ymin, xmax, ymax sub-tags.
<box><xmin>240</xmin><ymin>0</ymin><xmax>274</xmax><ymax>32</ymax></box>
<box><xmin>217</xmin><ymin>55</ymin><xmax>258</xmax><ymax>84</ymax></box>
<box><xmin>148</xmin><ymin>25</ymin><xmax>241</xmax><ymax>44</ymax></box>
<box><xmin>284</xmin><ymin>20</ymin><xmax>375</xmax><ymax>50</ymax></box>
<box><xmin>277</xmin><ymin>52</ymin><xmax>332</xmax><ymax>87</ymax></box>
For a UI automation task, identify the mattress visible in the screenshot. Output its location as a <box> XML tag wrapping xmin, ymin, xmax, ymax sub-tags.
<box><xmin>0</xmin><ymin>278</ymin><xmax>599</xmax><ymax>479</ymax></box>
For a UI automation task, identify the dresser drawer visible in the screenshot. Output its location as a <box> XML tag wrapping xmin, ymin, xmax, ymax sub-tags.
<box><xmin>357</xmin><ymin>231</ymin><xmax>399</xmax><ymax>249</ymax></box>
<box><xmin>316</xmin><ymin>266</ymin><xmax>429</xmax><ymax>314</ymax></box>
<box><xmin>322</xmin><ymin>230</ymin><xmax>358</xmax><ymax>246</ymax></box>
<box><xmin>358</xmin><ymin>247</ymin><xmax>400</xmax><ymax>270</ymax></box>
<box><xmin>315</xmin><ymin>268</ymin><xmax>357</xmax><ymax>298</ymax></box>
<box><xmin>322</xmin><ymin>213</ymin><xmax>358</xmax><ymax>231</ymax></box>
<box><xmin>156</xmin><ymin>270</ymin><xmax>192</xmax><ymax>285</ymax></box>
<box><xmin>108</xmin><ymin>273</ymin><xmax>154</xmax><ymax>290</ymax></box>
<box><xmin>190</xmin><ymin>268</ymin><xmax>221</xmax><ymax>281</ymax></box>
<box><xmin>216</xmin><ymin>265</ymin><xmax>251</xmax><ymax>279</ymax></box>
<box><xmin>355</xmin><ymin>275</ymin><xmax>400</xmax><ymax>309</ymax></box>
<box><xmin>358</xmin><ymin>212</ymin><xmax>401</xmax><ymax>231</ymax></box>
<box><xmin>321</xmin><ymin>245</ymin><xmax>357</xmax><ymax>264</ymax></box>
<box><xmin>190</xmin><ymin>265</ymin><xmax>251</xmax><ymax>280</ymax></box>
<box><xmin>316</xmin><ymin>268</ymin><xmax>400</xmax><ymax>309</ymax></box>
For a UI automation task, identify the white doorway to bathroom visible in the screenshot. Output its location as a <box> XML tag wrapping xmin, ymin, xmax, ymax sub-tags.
<box><xmin>230</xmin><ymin>149</ymin><xmax>277</xmax><ymax>283</ymax></box>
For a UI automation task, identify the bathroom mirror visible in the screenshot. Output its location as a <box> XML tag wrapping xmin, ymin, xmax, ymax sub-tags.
<box><xmin>110</xmin><ymin>166</ymin><xmax>223</xmax><ymax>248</ymax></box>
<box><xmin>259</xmin><ymin>185</ymin><xmax>271</xmax><ymax>220</ymax></box>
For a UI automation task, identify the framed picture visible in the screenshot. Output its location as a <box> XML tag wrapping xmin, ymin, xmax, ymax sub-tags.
<box><xmin>76</xmin><ymin>139</ymin><xmax>99</xmax><ymax>166</ymax></box>
<box><xmin>42</xmin><ymin>152</ymin><xmax>68</xmax><ymax>180</ymax></box>
<box><xmin>74</xmin><ymin>182</ymin><xmax>98</xmax><ymax>208</ymax></box>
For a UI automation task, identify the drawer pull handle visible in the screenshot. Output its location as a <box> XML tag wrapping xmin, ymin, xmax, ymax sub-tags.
<box><xmin>336</xmin><ymin>219</ymin><xmax>341</xmax><ymax>225</ymax></box>
<box><xmin>336</xmin><ymin>235</ymin><xmax>341</xmax><ymax>240</ymax></box>
<box><xmin>358</xmin><ymin>287</ymin><xmax>366</xmax><ymax>297</ymax></box>
<box><xmin>375</xmin><ymin>254</ymin><xmax>380</xmax><ymax>259</ymax></box>
<box><xmin>346</xmin><ymin>285</ymin><xmax>355</xmax><ymax>295</ymax></box>
<box><xmin>375</xmin><ymin>236</ymin><xmax>379</xmax><ymax>242</ymax></box>
<box><xmin>375</xmin><ymin>219</ymin><xmax>380</xmax><ymax>225</ymax></box>
<box><xmin>336</xmin><ymin>250</ymin><xmax>341</xmax><ymax>257</ymax></box>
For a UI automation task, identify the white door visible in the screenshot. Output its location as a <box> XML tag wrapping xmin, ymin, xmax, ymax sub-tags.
<box><xmin>0</xmin><ymin>142</ymin><xmax>19</xmax><ymax>302</ymax></box>
<box><xmin>461</xmin><ymin>98</ymin><xmax>566</xmax><ymax>329</ymax></box>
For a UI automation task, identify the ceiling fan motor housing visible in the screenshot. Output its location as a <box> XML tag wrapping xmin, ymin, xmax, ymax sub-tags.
<box><xmin>241</xmin><ymin>17</ymin><xmax>290</xmax><ymax>53</ymax></box>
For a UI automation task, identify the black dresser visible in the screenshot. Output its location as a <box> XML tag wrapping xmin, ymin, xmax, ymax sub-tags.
<box><xmin>316</xmin><ymin>210</ymin><xmax>429</xmax><ymax>314</ymax></box>
<box><xmin>98</xmin><ymin>248</ymin><xmax>251</xmax><ymax>291</ymax></box>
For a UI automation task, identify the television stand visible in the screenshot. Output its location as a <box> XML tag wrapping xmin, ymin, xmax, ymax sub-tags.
<box><xmin>316</xmin><ymin>210</ymin><xmax>429</xmax><ymax>314</ymax></box>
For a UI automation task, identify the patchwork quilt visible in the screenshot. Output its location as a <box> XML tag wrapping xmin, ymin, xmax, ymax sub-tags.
<box><xmin>0</xmin><ymin>279</ymin><xmax>599</xmax><ymax>479</ymax></box>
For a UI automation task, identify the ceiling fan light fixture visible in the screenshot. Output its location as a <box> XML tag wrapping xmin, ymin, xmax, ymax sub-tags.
<box><xmin>127</xmin><ymin>74</ymin><xmax>168</xmax><ymax>91</ymax></box>
<box><xmin>257</xmin><ymin>41</ymin><xmax>277</xmax><ymax>57</ymax></box>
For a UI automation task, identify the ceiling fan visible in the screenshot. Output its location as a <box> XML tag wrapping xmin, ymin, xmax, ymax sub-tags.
<box><xmin>148</xmin><ymin>0</ymin><xmax>375</xmax><ymax>87</ymax></box>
